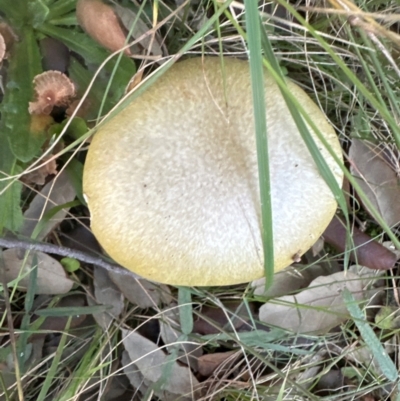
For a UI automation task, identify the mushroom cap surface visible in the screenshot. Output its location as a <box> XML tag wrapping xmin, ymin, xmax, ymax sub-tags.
<box><xmin>83</xmin><ymin>57</ymin><xmax>343</xmax><ymax>286</ymax></box>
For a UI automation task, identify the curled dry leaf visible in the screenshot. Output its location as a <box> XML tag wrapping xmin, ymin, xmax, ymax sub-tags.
<box><xmin>159</xmin><ymin>307</ymin><xmax>203</xmax><ymax>371</ymax></box>
<box><xmin>108</xmin><ymin>270</ymin><xmax>172</xmax><ymax>308</ymax></box>
<box><xmin>76</xmin><ymin>0</ymin><xmax>131</xmax><ymax>56</ymax></box>
<box><xmin>314</xmin><ymin>369</ymin><xmax>344</xmax><ymax>394</ymax></box>
<box><xmin>259</xmin><ymin>271</ymin><xmax>364</xmax><ymax>334</ymax></box>
<box><xmin>252</xmin><ymin>264</ymin><xmax>334</xmax><ymax>298</ymax></box>
<box><xmin>66</xmin><ymin>98</ymin><xmax>92</xmax><ymax>119</ymax></box>
<box><xmin>91</xmin><ymin>268</ymin><xmax>124</xmax><ymax>328</ymax></box>
<box><xmin>2</xmin><ymin>248</ymin><xmax>74</xmax><ymax>294</ymax></box>
<box><xmin>197</xmin><ymin>351</ymin><xmax>239</xmax><ymax>377</ymax></box>
<box><xmin>113</xmin><ymin>4</ymin><xmax>163</xmax><ymax>58</ymax></box>
<box><xmin>22</xmin><ymin>155</ymin><xmax>58</xmax><ymax>186</ymax></box>
<box><xmin>323</xmin><ymin>216</ymin><xmax>398</xmax><ymax>270</ymax></box>
<box><xmin>193</xmin><ymin>301</ymin><xmax>256</xmax><ymax>335</ymax></box>
<box><xmin>21</xmin><ymin>171</ymin><xmax>77</xmax><ymax>241</ymax></box>
<box><xmin>350</xmin><ymin>138</ymin><xmax>400</xmax><ymax>227</ymax></box>
<box><xmin>295</xmin><ymin>349</ymin><xmax>327</xmax><ymax>384</ymax></box>
<box><xmin>29</xmin><ymin>71</ymin><xmax>75</xmax><ymax>115</ymax></box>
<box><xmin>121</xmin><ymin>329</ymin><xmax>200</xmax><ymax>400</ymax></box>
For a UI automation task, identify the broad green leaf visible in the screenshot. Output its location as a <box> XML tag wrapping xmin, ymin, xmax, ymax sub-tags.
<box><xmin>48</xmin><ymin>14</ymin><xmax>77</xmax><ymax>26</ymax></box>
<box><xmin>0</xmin><ymin>154</ymin><xmax>23</xmax><ymax>232</ymax></box>
<box><xmin>46</xmin><ymin>0</ymin><xmax>77</xmax><ymax>20</ymax></box>
<box><xmin>1</xmin><ymin>0</ymin><xmax>28</xmax><ymax>26</ymax></box>
<box><xmin>39</xmin><ymin>24</ymin><xmax>135</xmax><ymax>112</ymax></box>
<box><xmin>28</xmin><ymin>0</ymin><xmax>50</xmax><ymax>27</ymax></box>
<box><xmin>0</xmin><ymin>27</ymin><xmax>44</xmax><ymax>162</ymax></box>
<box><xmin>38</xmin><ymin>24</ymin><xmax>135</xmax><ymax>85</ymax></box>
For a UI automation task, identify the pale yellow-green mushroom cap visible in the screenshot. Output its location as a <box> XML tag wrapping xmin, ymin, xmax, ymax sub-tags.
<box><xmin>83</xmin><ymin>57</ymin><xmax>343</xmax><ymax>286</ymax></box>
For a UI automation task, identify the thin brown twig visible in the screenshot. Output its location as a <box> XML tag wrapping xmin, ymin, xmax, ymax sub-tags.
<box><xmin>0</xmin><ymin>236</ymin><xmax>140</xmax><ymax>278</ymax></box>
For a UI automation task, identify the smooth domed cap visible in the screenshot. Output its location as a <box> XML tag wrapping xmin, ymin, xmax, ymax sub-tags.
<box><xmin>83</xmin><ymin>57</ymin><xmax>343</xmax><ymax>286</ymax></box>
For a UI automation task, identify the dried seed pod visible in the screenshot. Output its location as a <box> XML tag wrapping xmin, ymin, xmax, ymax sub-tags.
<box><xmin>76</xmin><ymin>0</ymin><xmax>131</xmax><ymax>56</ymax></box>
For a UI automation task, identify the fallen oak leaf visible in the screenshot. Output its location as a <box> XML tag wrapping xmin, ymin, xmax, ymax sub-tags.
<box><xmin>259</xmin><ymin>271</ymin><xmax>364</xmax><ymax>334</ymax></box>
<box><xmin>2</xmin><ymin>248</ymin><xmax>74</xmax><ymax>295</ymax></box>
<box><xmin>193</xmin><ymin>301</ymin><xmax>256</xmax><ymax>335</ymax></box>
<box><xmin>350</xmin><ymin>138</ymin><xmax>400</xmax><ymax>227</ymax></box>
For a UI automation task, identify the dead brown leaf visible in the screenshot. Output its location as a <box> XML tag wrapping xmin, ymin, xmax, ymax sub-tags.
<box><xmin>109</xmin><ymin>271</ymin><xmax>172</xmax><ymax>308</ymax></box>
<box><xmin>92</xmin><ymin>268</ymin><xmax>124</xmax><ymax>328</ymax></box>
<box><xmin>21</xmin><ymin>171</ymin><xmax>77</xmax><ymax>241</ymax></box>
<box><xmin>193</xmin><ymin>301</ymin><xmax>256</xmax><ymax>335</ymax></box>
<box><xmin>197</xmin><ymin>351</ymin><xmax>239</xmax><ymax>377</ymax></box>
<box><xmin>22</xmin><ymin>154</ymin><xmax>58</xmax><ymax>186</ymax></box>
<box><xmin>259</xmin><ymin>271</ymin><xmax>364</xmax><ymax>334</ymax></box>
<box><xmin>113</xmin><ymin>3</ymin><xmax>163</xmax><ymax>57</ymax></box>
<box><xmin>2</xmin><ymin>248</ymin><xmax>74</xmax><ymax>294</ymax></box>
<box><xmin>350</xmin><ymin>138</ymin><xmax>400</xmax><ymax>227</ymax></box>
<box><xmin>252</xmin><ymin>264</ymin><xmax>332</xmax><ymax>298</ymax></box>
<box><xmin>121</xmin><ymin>329</ymin><xmax>201</xmax><ymax>400</ymax></box>
<box><xmin>159</xmin><ymin>307</ymin><xmax>202</xmax><ymax>371</ymax></box>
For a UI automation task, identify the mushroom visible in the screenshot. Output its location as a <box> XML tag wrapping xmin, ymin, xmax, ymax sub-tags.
<box><xmin>83</xmin><ymin>57</ymin><xmax>343</xmax><ymax>286</ymax></box>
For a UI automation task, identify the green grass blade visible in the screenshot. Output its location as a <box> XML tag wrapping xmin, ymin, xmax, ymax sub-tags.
<box><xmin>275</xmin><ymin>0</ymin><xmax>400</xmax><ymax>148</ymax></box>
<box><xmin>36</xmin><ymin>317</ymin><xmax>72</xmax><ymax>401</ymax></box>
<box><xmin>343</xmin><ymin>288</ymin><xmax>397</xmax><ymax>382</ymax></box>
<box><xmin>243</xmin><ymin>0</ymin><xmax>274</xmax><ymax>289</ymax></box>
<box><xmin>259</xmin><ymin>27</ymin><xmax>347</xmax><ymax>217</ymax></box>
<box><xmin>35</xmin><ymin>305</ymin><xmax>111</xmax><ymax>317</ymax></box>
<box><xmin>178</xmin><ymin>287</ymin><xmax>193</xmax><ymax>335</ymax></box>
